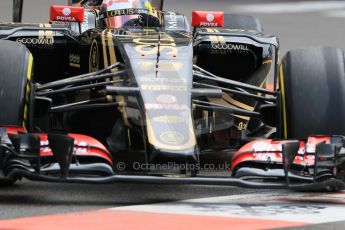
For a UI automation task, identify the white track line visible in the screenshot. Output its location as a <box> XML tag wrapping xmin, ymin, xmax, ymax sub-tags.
<box><xmin>324</xmin><ymin>9</ymin><xmax>345</xmax><ymax>18</ymax></box>
<box><xmin>110</xmin><ymin>192</ymin><xmax>345</xmax><ymax>224</ymax></box>
<box><xmin>232</xmin><ymin>1</ymin><xmax>345</xmax><ymax>14</ymax></box>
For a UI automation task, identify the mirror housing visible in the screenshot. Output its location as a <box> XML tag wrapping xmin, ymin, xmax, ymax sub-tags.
<box><xmin>50</xmin><ymin>5</ymin><xmax>85</xmax><ymax>23</ymax></box>
<box><xmin>192</xmin><ymin>11</ymin><xmax>224</xmax><ymax>27</ymax></box>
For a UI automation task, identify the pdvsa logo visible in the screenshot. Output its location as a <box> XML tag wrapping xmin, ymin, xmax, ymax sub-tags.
<box><xmin>206</xmin><ymin>13</ymin><xmax>215</xmax><ymax>22</ymax></box>
<box><xmin>62</xmin><ymin>8</ymin><xmax>71</xmax><ymax>16</ymax></box>
<box><xmin>57</xmin><ymin>7</ymin><xmax>77</xmax><ymax>21</ymax></box>
<box><xmin>200</xmin><ymin>13</ymin><xmax>218</xmax><ymax>26</ymax></box>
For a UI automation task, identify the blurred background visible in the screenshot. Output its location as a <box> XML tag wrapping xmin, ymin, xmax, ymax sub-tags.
<box><xmin>0</xmin><ymin>0</ymin><xmax>345</xmax><ymax>54</ymax></box>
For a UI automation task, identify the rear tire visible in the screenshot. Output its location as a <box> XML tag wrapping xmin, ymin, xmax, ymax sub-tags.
<box><xmin>224</xmin><ymin>14</ymin><xmax>263</xmax><ymax>32</ymax></box>
<box><xmin>279</xmin><ymin>47</ymin><xmax>345</xmax><ymax>139</ymax></box>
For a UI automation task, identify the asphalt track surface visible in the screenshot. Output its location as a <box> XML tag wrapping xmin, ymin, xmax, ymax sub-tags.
<box><xmin>1</xmin><ymin>0</ymin><xmax>345</xmax><ymax>229</ymax></box>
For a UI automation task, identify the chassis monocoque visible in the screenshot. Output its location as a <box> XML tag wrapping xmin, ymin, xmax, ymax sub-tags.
<box><xmin>1</xmin><ymin>1</ymin><xmax>345</xmax><ymax>191</ymax></box>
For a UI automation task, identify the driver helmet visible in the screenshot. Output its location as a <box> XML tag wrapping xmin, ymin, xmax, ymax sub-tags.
<box><xmin>100</xmin><ymin>0</ymin><xmax>154</xmax><ymax>28</ymax></box>
<box><xmin>72</xmin><ymin>0</ymin><xmax>103</xmax><ymax>6</ymax></box>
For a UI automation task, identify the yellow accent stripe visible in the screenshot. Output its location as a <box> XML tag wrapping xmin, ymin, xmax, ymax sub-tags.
<box><xmin>38</xmin><ymin>24</ymin><xmax>54</xmax><ymax>42</ymax></box>
<box><xmin>213</xmin><ymin>29</ymin><xmax>226</xmax><ymax>44</ymax></box>
<box><xmin>222</xmin><ymin>93</ymin><xmax>253</xmax><ymax>121</ymax></box>
<box><xmin>44</xmin><ymin>24</ymin><xmax>54</xmax><ymax>42</ymax></box>
<box><xmin>38</xmin><ymin>24</ymin><xmax>45</xmax><ymax>39</ymax></box>
<box><xmin>279</xmin><ymin>64</ymin><xmax>288</xmax><ymax>138</ymax></box>
<box><xmin>206</xmin><ymin>28</ymin><xmax>219</xmax><ymax>44</ymax></box>
<box><xmin>27</xmin><ymin>54</ymin><xmax>33</xmax><ymax>81</ymax></box>
<box><xmin>101</xmin><ymin>30</ymin><xmax>108</xmax><ymax>67</ymax></box>
<box><xmin>208</xmin><ymin>97</ymin><xmax>251</xmax><ymax>121</ymax></box>
<box><xmin>23</xmin><ymin>54</ymin><xmax>33</xmax><ymax>126</ymax></box>
<box><xmin>107</xmin><ymin>30</ymin><xmax>117</xmax><ymax>70</ymax></box>
<box><xmin>223</xmin><ymin>93</ymin><xmax>254</xmax><ymax>111</ymax></box>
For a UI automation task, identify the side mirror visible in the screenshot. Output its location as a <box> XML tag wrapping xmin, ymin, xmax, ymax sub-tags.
<box><xmin>192</xmin><ymin>11</ymin><xmax>224</xmax><ymax>28</ymax></box>
<box><xmin>50</xmin><ymin>5</ymin><xmax>85</xmax><ymax>23</ymax></box>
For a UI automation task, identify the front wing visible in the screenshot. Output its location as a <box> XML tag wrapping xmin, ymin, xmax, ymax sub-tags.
<box><xmin>1</xmin><ymin>126</ymin><xmax>345</xmax><ymax>192</ymax></box>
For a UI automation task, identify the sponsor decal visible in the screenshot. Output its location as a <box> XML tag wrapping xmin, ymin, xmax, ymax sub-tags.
<box><xmin>139</xmin><ymin>77</ymin><xmax>186</xmax><ymax>84</ymax></box>
<box><xmin>252</xmin><ymin>141</ymin><xmax>282</xmax><ymax>152</ymax></box>
<box><xmin>212</xmin><ymin>43</ymin><xmax>249</xmax><ymax>51</ymax></box>
<box><xmin>133</xmin><ymin>34</ymin><xmax>178</xmax><ymax>56</ymax></box>
<box><xmin>253</xmin><ymin>152</ymin><xmax>277</xmax><ymax>161</ymax></box>
<box><xmin>105</xmin><ymin>8</ymin><xmax>134</xmax><ymax>18</ymax></box>
<box><xmin>137</xmin><ymin>61</ymin><xmax>183</xmax><ymax>72</ymax></box>
<box><xmin>89</xmin><ymin>40</ymin><xmax>99</xmax><ymax>72</ymax></box>
<box><xmin>141</xmin><ymin>85</ymin><xmax>187</xmax><ymax>91</ymax></box>
<box><xmin>192</xmin><ymin>11</ymin><xmax>224</xmax><ymax>27</ymax></box>
<box><xmin>55</xmin><ymin>8</ymin><xmax>76</xmax><ymax>21</ymax></box>
<box><xmin>62</xmin><ymin>8</ymin><xmax>71</xmax><ymax>16</ymax></box>
<box><xmin>50</xmin><ymin>5</ymin><xmax>84</xmax><ymax>22</ymax></box>
<box><xmin>155</xmin><ymin>94</ymin><xmax>177</xmax><ymax>104</ymax></box>
<box><xmin>206</xmin><ymin>13</ymin><xmax>215</xmax><ymax>22</ymax></box>
<box><xmin>40</xmin><ymin>140</ymin><xmax>88</xmax><ymax>153</ymax></box>
<box><xmin>145</xmin><ymin>103</ymin><xmax>190</xmax><ymax>111</ymax></box>
<box><xmin>160</xmin><ymin>131</ymin><xmax>185</xmax><ymax>145</ymax></box>
<box><xmin>167</xmin><ymin>12</ymin><xmax>178</xmax><ymax>29</ymax></box>
<box><xmin>57</xmin><ymin>16</ymin><xmax>77</xmax><ymax>21</ymax></box>
<box><xmin>16</xmin><ymin>37</ymin><xmax>54</xmax><ymax>47</ymax></box>
<box><xmin>103</xmin><ymin>0</ymin><xmax>130</xmax><ymax>8</ymax></box>
<box><xmin>238</xmin><ymin>122</ymin><xmax>247</xmax><ymax>131</ymax></box>
<box><xmin>69</xmin><ymin>53</ymin><xmax>80</xmax><ymax>68</ymax></box>
<box><xmin>200</xmin><ymin>21</ymin><xmax>218</xmax><ymax>27</ymax></box>
<box><xmin>153</xmin><ymin>115</ymin><xmax>185</xmax><ymax>124</ymax></box>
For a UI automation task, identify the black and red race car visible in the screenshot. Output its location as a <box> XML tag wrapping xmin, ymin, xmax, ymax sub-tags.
<box><xmin>1</xmin><ymin>0</ymin><xmax>345</xmax><ymax>191</ymax></box>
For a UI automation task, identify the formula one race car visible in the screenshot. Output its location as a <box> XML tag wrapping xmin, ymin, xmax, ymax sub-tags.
<box><xmin>1</xmin><ymin>0</ymin><xmax>345</xmax><ymax>191</ymax></box>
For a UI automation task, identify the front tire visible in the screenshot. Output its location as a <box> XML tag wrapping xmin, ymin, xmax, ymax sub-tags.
<box><xmin>0</xmin><ymin>40</ymin><xmax>34</xmax><ymax>128</ymax></box>
<box><xmin>279</xmin><ymin>47</ymin><xmax>345</xmax><ymax>139</ymax></box>
<box><xmin>0</xmin><ymin>40</ymin><xmax>34</xmax><ymax>186</ymax></box>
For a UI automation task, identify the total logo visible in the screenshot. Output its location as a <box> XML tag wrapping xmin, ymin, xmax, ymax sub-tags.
<box><xmin>57</xmin><ymin>7</ymin><xmax>77</xmax><ymax>21</ymax></box>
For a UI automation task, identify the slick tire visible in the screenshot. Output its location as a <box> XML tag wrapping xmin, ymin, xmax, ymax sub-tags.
<box><xmin>0</xmin><ymin>40</ymin><xmax>33</xmax><ymax>186</ymax></box>
<box><xmin>224</xmin><ymin>14</ymin><xmax>263</xmax><ymax>32</ymax></box>
<box><xmin>279</xmin><ymin>47</ymin><xmax>345</xmax><ymax>139</ymax></box>
<box><xmin>0</xmin><ymin>40</ymin><xmax>34</xmax><ymax>127</ymax></box>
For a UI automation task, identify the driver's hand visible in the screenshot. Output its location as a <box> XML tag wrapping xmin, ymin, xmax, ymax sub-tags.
<box><xmin>139</xmin><ymin>13</ymin><xmax>161</xmax><ymax>27</ymax></box>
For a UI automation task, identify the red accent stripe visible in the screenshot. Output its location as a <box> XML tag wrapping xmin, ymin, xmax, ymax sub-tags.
<box><xmin>0</xmin><ymin>210</ymin><xmax>308</xmax><ymax>230</ymax></box>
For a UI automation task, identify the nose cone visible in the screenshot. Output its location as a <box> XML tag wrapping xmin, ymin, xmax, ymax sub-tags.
<box><xmin>146</xmin><ymin>113</ymin><xmax>198</xmax><ymax>165</ymax></box>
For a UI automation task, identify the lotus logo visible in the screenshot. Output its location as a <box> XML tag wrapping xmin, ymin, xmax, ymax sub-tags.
<box><xmin>206</xmin><ymin>13</ymin><xmax>215</xmax><ymax>22</ymax></box>
<box><xmin>160</xmin><ymin>131</ymin><xmax>184</xmax><ymax>145</ymax></box>
<box><xmin>62</xmin><ymin>8</ymin><xmax>71</xmax><ymax>16</ymax></box>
